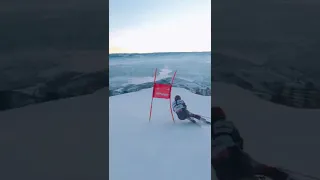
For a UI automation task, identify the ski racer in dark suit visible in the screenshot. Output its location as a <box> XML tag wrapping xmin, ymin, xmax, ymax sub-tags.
<box><xmin>172</xmin><ymin>95</ymin><xmax>207</xmax><ymax>123</ymax></box>
<box><xmin>211</xmin><ymin>106</ymin><xmax>294</xmax><ymax>180</ymax></box>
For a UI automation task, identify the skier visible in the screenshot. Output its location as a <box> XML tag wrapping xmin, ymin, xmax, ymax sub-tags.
<box><xmin>211</xmin><ymin>106</ymin><xmax>294</xmax><ymax>180</ymax></box>
<box><xmin>172</xmin><ymin>95</ymin><xmax>208</xmax><ymax>124</ymax></box>
<box><xmin>211</xmin><ymin>106</ymin><xmax>247</xmax><ymax>180</ymax></box>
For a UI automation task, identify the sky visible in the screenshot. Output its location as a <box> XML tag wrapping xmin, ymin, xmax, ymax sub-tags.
<box><xmin>109</xmin><ymin>0</ymin><xmax>211</xmax><ymax>54</ymax></box>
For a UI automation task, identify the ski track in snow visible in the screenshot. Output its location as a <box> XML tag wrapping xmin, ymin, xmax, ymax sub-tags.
<box><xmin>212</xmin><ymin>82</ymin><xmax>320</xmax><ymax>180</ymax></box>
<box><xmin>109</xmin><ymin>88</ymin><xmax>211</xmax><ymax>180</ymax></box>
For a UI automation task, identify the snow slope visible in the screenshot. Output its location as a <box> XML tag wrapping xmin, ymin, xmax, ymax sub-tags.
<box><xmin>109</xmin><ymin>87</ymin><xmax>211</xmax><ymax>180</ymax></box>
<box><xmin>0</xmin><ymin>88</ymin><xmax>109</xmax><ymax>180</ymax></box>
<box><xmin>212</xmin><ymin>82</ymin><xmax>320</xmax><ymax>180</ymax></box>
<box><xmin>0</xmin><ymin>85</ymin><xmax>210</xmax><ymax>180</ymax></box>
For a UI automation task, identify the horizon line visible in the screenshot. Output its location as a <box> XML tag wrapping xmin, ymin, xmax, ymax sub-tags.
<box><xmin>109</xmin><ymin>51</ymin><xmax>211</xmax><ymax>55</ymax></box>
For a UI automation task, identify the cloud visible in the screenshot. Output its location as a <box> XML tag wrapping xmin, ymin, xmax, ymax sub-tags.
<box><xmin>109</xmin><ymin>8</ymin><xmax>211</xmax><ymax>53</ymax></box>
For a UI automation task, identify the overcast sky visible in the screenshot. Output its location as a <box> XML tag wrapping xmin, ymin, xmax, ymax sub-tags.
<box><xmin>109</xmin><ymin>0</ymin><xmax>211</xmax><ymax>53</ymax></box>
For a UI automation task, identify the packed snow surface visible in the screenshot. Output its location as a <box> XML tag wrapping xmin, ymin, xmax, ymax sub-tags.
<box><xmin>212</xmin><ymin>82</ymin><xmax>320</xmax><ymax>180</ymax></box>
<box><xmin>109</xmin><ymin>87</ymin><xmax>211</xmax><ymax>180</ymax></box>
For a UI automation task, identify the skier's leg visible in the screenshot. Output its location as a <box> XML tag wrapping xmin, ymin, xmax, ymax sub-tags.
<box><xmin>188</xmin><ymin>111</ymin><xmax>201</xmax><ymax>120</ymax></box>
<box><xmin>177</xmin><ymin>109</ymin><xmax>188</xmax><ymax>120</ymax></box>
<box><xmin>242</xmin><ymin>151</ymin><xmax>291</xmax><ymax>180</ymax></box>
<box><xmin>213</xmin><ymin>146</ymin><xmax>250</xmax><ymax>180</ymax></box>
<box><xmin>253</xmin><ymin>164</ymin><xmax>290</xmax><ymax>180</ymax></box>
<box><xmin>186</xmin><ymin>117</ymin><xmax>197</xmax><ymax>123</ymax></box>
<box><xmin>237</xmin><ymin>150</ymin><xmax>256</xmax><ymax>179</ymax></box>
<box><xmin>189</xmin><ymin>112</ymin><xmax>209</xmax><ymax>124</ymax></box>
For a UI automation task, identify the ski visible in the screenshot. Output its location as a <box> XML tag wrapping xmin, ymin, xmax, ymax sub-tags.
<box><xmin>201</xmin><ymin>121</ymin><xmax>211</xmax><ymax>126</ymax></box>
<box><xmin>200</xmin><ymin>118</ymin><xmax>211</xmax><ymax>125</ymax></box>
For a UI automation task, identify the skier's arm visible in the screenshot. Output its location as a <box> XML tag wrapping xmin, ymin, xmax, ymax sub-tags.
<box><xmin>183</xmin><ymin>103</ymin><xmax>187</xmax><ymax>109</ymax></box>
<box><xmin>181</xmin><ymin>100</ymin><xmax>187</xmax><ymax>109</ymax></box>
<box><xmin>172</xmin><ymin>102</ymin><xmax>177</xmax><ymax>112</ymax></box>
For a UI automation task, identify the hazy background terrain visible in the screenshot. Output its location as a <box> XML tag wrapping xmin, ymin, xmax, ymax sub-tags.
<box><xmin>0</xmin><ymin>0</ymin><xmax>108</xmax><ymax>89</ymax></box>
<box><xmin>212</xmin><ymin>0</ymin><xmax>320</xmax><ymax>108</ymax></box>
<box><xmin>109</xmin><ymin>52</ymin><xmax>211</xmax><ymax>96</ymax></box>
<box><xmin>0</xmin><ymin>0</ymin><xmax>108</xmax><ymax>111</ymax></box>
<box><xmin>212</xmin><ymin>0</ymin><xmax>320</xmax><ymax>67</ymax></box>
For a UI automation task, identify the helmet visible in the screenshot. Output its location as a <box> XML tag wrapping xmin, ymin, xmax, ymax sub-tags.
<box><xmin>212</xmin><ymin>106</ymin><xmax>226</xmax><ymax>121</ymax></box>
<box><xmin>175</xmin><ymin>95</ymin><xmax>181</xmax><ymax>101</ymax></box>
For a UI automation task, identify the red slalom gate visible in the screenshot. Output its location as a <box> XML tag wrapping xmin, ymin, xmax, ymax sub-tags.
<box><xmin>149</xmin><ymin>68</ymin><xmax>177</xmax><ymax>123</ymax></box>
